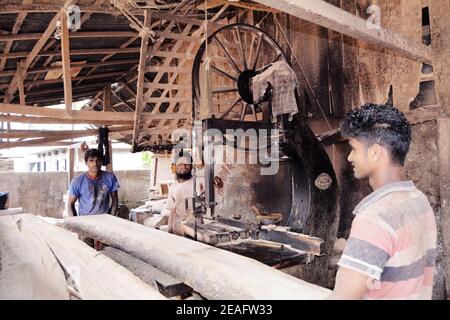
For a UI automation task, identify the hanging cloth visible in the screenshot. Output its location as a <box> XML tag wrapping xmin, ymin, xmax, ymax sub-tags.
<box><xmin>97</xmin><ymin>127</ymin><xmax>110</xmax><ymax>166</ymax></box>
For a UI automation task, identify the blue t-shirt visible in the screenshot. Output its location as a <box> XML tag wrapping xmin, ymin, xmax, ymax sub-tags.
<box><xmin>69</xmin><ymin>171</ymin><xmax>119</xmax><ymax>215</ymax></box>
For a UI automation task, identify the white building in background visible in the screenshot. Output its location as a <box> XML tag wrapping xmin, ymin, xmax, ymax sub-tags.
<box><xmin>0</xmin><ymin>101</ymin><xmax>153</xmax><ymax>173</ymax></box>
<box><xmin>10</xmin><ymin>142</ymin><xmax>151</xmax><ymax>173</ymax></box>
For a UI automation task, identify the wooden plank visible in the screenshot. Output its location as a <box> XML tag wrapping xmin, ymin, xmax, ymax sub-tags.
<box><xmin>0</xmin><ymin>114</ymin><xmax>131</xmax><ymax>125</ymax></box>
<box><xmin>259</xmin><ymin>225</ymin><xmax>324</xmax><ymax>256</ymax></box>
<box><xmin>254</xmin><ymin>0</ymin><xmax>432</xmax><ymax>64</ymax></box>
<box><xmin>0</xmin><ymin>215</ymin><xmax>70</xmax><ymax>299</ymax></box>
<box><xmin>17</xmin><ymin>215</ymin><xmax>165</xmax><ymax>300</ymax></box>
<box><xmin>0</xmin><ymin>103</ymin><xmax>134</xmax><ymax>122</ymax></box>
<box><xmin>0</xmin><ymin>31</ymin><xmax>137</xmax><ymax>42</ymax></box>
<box><xmin>102</xmin><ymin>247</ymin><xmax>193</xmax><ymax>298</ymax></box>
<box><xmin>17</xmin><ymin>62</ymin><xmax>25</xmax><ymax>106</ymax></box>
<box><xmin>0</xmin><ymin>4</ymin><xmax>119</xmax><ymax>14</ymax></box>
<box><xmin>0</xmin><ymin>59</ymin><xmax>139</xmax><ymax>77</ymax></box>
<box><xmin>146</xmin><ymin>67</ymin><xmax>191</xmax><ymax>74</ymax></box>
<box><xmin>0</xmin><ymin>71</ymin><xmax>125</xmax><ymax>89</ymax></box>
<box><xmin>132</xmin><ymin>10</ymin><xmax>152</xmax><ymax>152</ymax></box>
<box><xmin>144</xmin><ymin>97</ymin><xmax>191</xmax><ymax>103</ymax></box>
<box><xmin>103</xmin><ymin>85</ymin><xmax>112</xmax><ymax>112</ymax></box>
<box><xmin>0</xmin><ymin>126</ymin><xmax>132</xmax><ymax>139</ymax></box>
<box><xmin>143</xmin><ymin>83</ymin><xmax>191</xmax><ymax>90</ymax></box>
<box><xmin>0</xmin><ymin>47</ymin><xmax>141</xmax><ymax>60</ymax></box>
<box><xmin>60</xmin><ymin>10</ymin><xmax>72</xmax><ymax>116</ymax></box>
<box><xmin>63</xmin><ymin>214</ymin><xmax>331</xmax><ymax>299</ymax></box>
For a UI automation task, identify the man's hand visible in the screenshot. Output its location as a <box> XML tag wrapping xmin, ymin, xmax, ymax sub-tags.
<box><xmin>328</xmin><ymin>266</ymin><xmax>373</xmax><ymax>300</ymax></box>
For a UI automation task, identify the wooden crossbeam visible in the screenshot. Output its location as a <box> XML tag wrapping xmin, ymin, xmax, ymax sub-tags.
<box><xmin>132</xmin><ymin>10</ymin><xmax>152</xmax><ymax>152</ymax></box>
<box><xmin>3</xmin><ymin>0</ymin><xmax>78</xmax><ymax>103</ymax></box>
<box><xmin>0</xmin><ymin>72</ymin><xmax>125</xmax><ymax>89</ymax></box>
<box><xmin>0</xmin><ymin>126</ymin><xmax>132</xmax><ymax>139</ymax></box>
<box><xmin>60</xmin><ymin>10</ymin><xmax>72</xmax><ymax>116</ymax></box>
<box><xmin>0</xmin><ymin>47</ymin><xmax>141</xmax><ymax>59</ymax></box>
<box><xmin>0</xmin><ymin>103</ymin><xmax>188</xmax><ymax>122</ymax></box>
<box><xmin>0</xmin><ymin>31</ymin><xmax>137</xmax><ymax>42</ymax></box>
<box><xmin>0</xmin><ymin>59</ymin><xmax>139</xmax><ymax>77</ymax></box>
<box><xmin>0</xmin><ymin>3</ymin><xmax>119</xmax><ymax>14</ymax></box>
<box><xmin>0</xmin><ymin>0</ymin><xmax>33</xmax><ymax>72</ymax></box>
<box><xmin>255</xmin><ymin>0</ymin><xmax>432</xmax><ymax>63</ymax></box>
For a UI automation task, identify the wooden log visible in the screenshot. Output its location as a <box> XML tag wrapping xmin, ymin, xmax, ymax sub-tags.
<box><xmin>0</xmin><ymin>215</ymin><xmax>70</xmax><ymax>299</ymax></box>
<box><xmin>63</xmin><ymin>214</ymin><xmax>331</xmax><ymax>299</ymax></box>
<box><xmin>102</xmin><ymin>247</ymin><xmax>193</xmax><ymax>298</ymax></box>
<box><xmin>17</xmin><ymin>215</ymin><xmax>166</xmax><ymax>300</ymax></box>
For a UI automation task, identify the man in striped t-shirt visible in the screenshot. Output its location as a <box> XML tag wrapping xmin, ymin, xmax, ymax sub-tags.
<box><xmin>329</xmin><ymin>103</ymin><xmax>437</xmax><ymax>300</ymax></box>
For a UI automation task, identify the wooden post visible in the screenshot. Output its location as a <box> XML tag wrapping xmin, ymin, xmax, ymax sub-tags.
<box><xmin>103</xmin><ymin>85</ymin><xmax>112</xmax><ymax>112</ymax></box>
<box><xmin>17</xmin><ymin>61</ymin><xmax>25</xmax><ymax>105</ymax></box>
<box><xmin>60</xmin><ymin>10</ymin><xmax>73</xmax><ymax>116</ymax></box>
<box><xmin>131</xmin><ymin>10</ymin><xmax>152</xmax><ymax>152</ymax></box>
<box><xmin>106</xmin><ymin>140</ymin><xmax>113</xmax><ymax>172</ymax></box>
<box><xmin>66</xmin><ymin>147</ymin><xmax>75</xmax><ymax>217</ymax></box>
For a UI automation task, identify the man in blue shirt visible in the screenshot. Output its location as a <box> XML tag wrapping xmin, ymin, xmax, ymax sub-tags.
<box><xmin>69</xmin><ymin>148</ymin><xmax>119</xmax><ymax>217</ymax></box>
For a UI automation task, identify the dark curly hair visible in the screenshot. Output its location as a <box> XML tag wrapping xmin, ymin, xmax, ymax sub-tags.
<box><xmin>341</xmin><ymin>103</ymin><xmax>411</xmax><ymax>165</ymax></box>
<box><xmin>84</xmin><ymin>148</ymin><xmax>104</xmax><ymax>162</ymax></box>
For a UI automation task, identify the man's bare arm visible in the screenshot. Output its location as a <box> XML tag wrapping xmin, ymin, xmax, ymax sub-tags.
<box><xmin>110</xmin><ymin>191</ymin><xmax>118</xmax><ymax>216</ymax></box>
<box><xmin>69</xmin><ymin>195</ymin><xmax>78</xmax><ymax>217</ymax></box>
<box><xmin>328</xmin><ymin>266</ymin><xmax>372</xmax><ymax>300</ymax></box>
<box><xmin>167</xmin><ymin>208</ymin><xmax>176</xmax><ymax>233</ymax></box>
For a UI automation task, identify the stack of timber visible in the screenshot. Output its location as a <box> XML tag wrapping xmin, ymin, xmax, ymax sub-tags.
<box><xmin>0</xmin><ymin>214</ymin><xmax>165</xmax><ymax>300</ymax></box>
<box><xmin>64</xmin><ymin>214</ymin><xmax>331</xmax><ymax>300</ymax></box>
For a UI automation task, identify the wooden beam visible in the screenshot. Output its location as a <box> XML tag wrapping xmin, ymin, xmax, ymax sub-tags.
<box><xmin>111</xmin><ymin>90</ymin><xmax>134</xmax><ymax>111</ymax></box>
<box><xmin>0</xmin><ymin>0</ymin><xmax>33</xmax><ymax>73</ymax></box>
<box><xmin>0</xmin><ymin>59</ymin><xmax>139</xmax><ymax>77</ymax></box>
<box><xmin>0</xmin><ymin>31</ymin><xmax>137</xmax><ymax>42</ymax></box>
<box><xmin>0</xmin><ymin>126</ymin><xmax>132</xmax><ymax>139</ymax></box>
<box><xmin>0</xmin><ymin>71</ymin><xmax>125</xmax><ymax>89</ymax></box>
<box><xmin>0</xmin><ymin>4</ymin><xmax>119</xmax><ymax>14</ymax></box>
<box><xmin>60</xmin><ymin>11</ymin><xmax>73</xmax><ymax>116</ymax></box>
<box><xmin>103</xmin><ymin>85</ymin><xmax>112</xmax><ymax>112</ymax></box>
<box><xmin>16</xmin><ymin>62</ymin><xmax>25</xmax><ymax>106</ymax></box>
<box><xmin>0</xmin><ymin>114</ymin><xmax>130</xmax><ymax>126</ymax></box>
<box><xmin>254</xmin><ymin>0</ymin><xmax>433</xmax><ymax>64</ymax></box>
<box><xmin>0</xmin><ymin>103</ymin><xmax>189</xmax><ymax>122</ymax></box>
<box><xmin>146</xmin><ymin>66</ymin><xmax>191</xmax><ymax>74</ymax></box>
<box><xmin>0</xmin><ymin>47</ymin><xmax>141</xmax><ymax>59</ymax></box>
<box><xmin>63</xmin><ymin>214</ymin><xmax>331</xmax><ymax>299</ymax></box>
<box><xmin>132</xmin><ymin>10</ymin><xmax>152</xmax><ymax>152</ymax></box>
<box><xmin>3</xmin><ymin>0</ymin><xmax>78</xmax><ymax>103</ymax></box>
